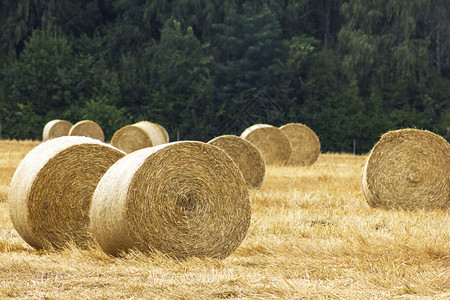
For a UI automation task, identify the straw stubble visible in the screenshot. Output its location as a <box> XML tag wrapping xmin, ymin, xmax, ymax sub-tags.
<box><xmin>90</xmin><ymin>141</ymin><xmax>251</xmax><ymax>259</ymax></box>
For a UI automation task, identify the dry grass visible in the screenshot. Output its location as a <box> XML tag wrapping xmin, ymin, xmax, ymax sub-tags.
<box><xmin>1</xmin><ymin>140</ymin><xmax>449</xmax><ymax>299</ymax></box>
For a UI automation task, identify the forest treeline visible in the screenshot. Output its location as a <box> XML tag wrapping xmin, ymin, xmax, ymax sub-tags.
<box><xmin>0</xmin><ymin>0</ymin><xmax>449</xmax><ymax>153</ymax></box>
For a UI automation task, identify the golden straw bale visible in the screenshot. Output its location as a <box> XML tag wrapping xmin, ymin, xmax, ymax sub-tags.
<box><xmin>8</xmin><ymin>136</ymin><xmax>125</xmax><ymax>250</ymax></box>
<box><xmin>42</xmin><ymin>119</ymin><xmax>73</xmax><ymax>141</ymax></box>
<box><xmin>240</xmin><ymin>124</ymin><xmax>292</xmax><ymax>165</ymax></box>
<box><xmin>208</xmin><ymin>135</ymin><xmax>266</xmax><ymax>189</ymax></box>
<box><xmin>110</xmin><ymin>121</ymin><xmax>166</xmax><ymax>154</ymax></box>
<box><xmin>90</xmin><ymin>141</ymin><xmax>251</xmax><ymax>259</ymax></box>
<box><xmin>68</xmin><ymin>120</ymin><xmax>105</xmax><ymax>142</ymax></box>
<box><xmin>280</xmin><ymin>123</ymin><xmax>321</xmax><ymax>166</ymax></box>
<box><xmin>362</xmin><ymin>128</ymin><xmax>450</xmax><ymax>210</ymax></box>
<box><xmin>153</xmin><ymin>123</ymin><xmax>170</xmax><ymax>143</ymax></box>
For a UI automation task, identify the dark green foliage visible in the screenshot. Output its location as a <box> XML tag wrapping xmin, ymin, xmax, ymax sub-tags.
<box><xmin>0</xmin><ymin>0</ymin><xmax>448</xmax><ymax>152</ymax></box>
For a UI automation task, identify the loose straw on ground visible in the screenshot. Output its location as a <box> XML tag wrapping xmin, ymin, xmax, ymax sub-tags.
<box><xmin>280</xmin><ymin>123</ymin><xmax>320</xmax><ymax>166</ymax></box>
<box><xmin>90</xmin><ymin>141</ymin><xmax>251</xmax><ymax>259</ymax></box>
<box><xmin>240</xmin><ymin>124</ymin><xmax>292</xmax><ymax>166</ymax></box>
<box><xmin>42</xmin><ymin>119</ymin><xmax>73</xmax><ymax>141</ymax></box>
<box><xmin>362</xmin><ymin>128</ymin><xmax>450</xmax><ymax>210</ymax></box>
<box><xmin>69</xmin><ymin>120</ymin><xmax>105</xmax><ymax>142</ymax></box>
<box><xmin>8</xmin><ymin>136</ymin><xmax>125</xmax><ymax>250</ymax></box>
<box><xmin>111</xmin><ymin>121</ymin><xmax>167</xmax><ymax>154</ymax></box>
<box><xmin>208</xmin><ymin>135</ymin><xmax>266</xmax><ymax>189</ymax></box>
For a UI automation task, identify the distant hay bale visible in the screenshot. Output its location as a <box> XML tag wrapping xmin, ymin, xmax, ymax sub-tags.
<box><xmin>68</xmin><ymin>120</ymin><xmax>105</xmax><ymax>142</ymax></box>
<box><xmin>153</xmin><ymin>123</ymin><xmax>170</xmax><ymax>143</ymax></box>
<box><xmin>240</xmin><ymin>124</ymin><xmax>292</xmax><ymax>165</ymax></box>
<box><xmin>279</xmin><ymin>123</ymin><xmax>320</xmax><ymax>166</ymax></box>
<box><xmin>110</xmin><ymin>121</ymin><xmax>167</xmax><ymax>154</ymax></box>
<box><xmin>208</xmin><ymin>135</ymin><xmax>266</xmax><ymax>189</ymax></box>
<box><xmin>90</xmin><ymin>141</ymin><xmax>251</xmax><ymax>259</ymax></box>
<box><xmin>362</xmin><ymin>128</ymin><xmax>450</xmax><ymax>210</ymax></box>
<box><xmin>8</xmin><ymin>136</ymin><xmax>125</xmax><ymax>250</ymax></box>
<box><xmin>42</xmin><ymin>119</ymin><xmax>73</xmax><ymax>141</ymax></box>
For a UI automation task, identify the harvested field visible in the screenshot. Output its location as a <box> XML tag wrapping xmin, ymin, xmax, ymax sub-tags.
<box><xmin>0</xmin><ymin>140</ymin><xmax>449</xmax><ymax>299</ymax></box>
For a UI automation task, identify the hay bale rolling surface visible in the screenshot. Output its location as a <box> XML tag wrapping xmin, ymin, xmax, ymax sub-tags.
<box><xmin>68</xmin><ymin>120</ymin><xmax>105</xmax><ymax>142</ymax></box>
<box><xmin>362</xmin><ymin>128</ymin><xmax>450</xmax><ymax>210</ymax></box>
<box><xmin>279</xmin><ymin>123</ymin><xmax>321</xmax><ymax>166</ymax></box>
<box><xmin>90</xmin><ymin>141</ymin><xmax>251</xmax><ymax>259</ymax></box>
<box><xmin>8</xmin><ymin>136</ymin><xmax>125</xmax><ymax>250</ymax></box>
<box><xmin>240</xmin><ymin>124</ymin><xmax>292</xmax><ymax>166</ymax></box>
<box><xmin>110</xmin><ymin>121</ymin><xmax>167</xmax><ymax>154</ymax></box>
<box><xmin>42</xmin><ymin>120</ymin><xmax>73</xmax><ymax>141</ymax></box>
<box><xmin>208</xmin><ymin>135</ymin><xmax>266</xmax><ymax>189</ymax></box>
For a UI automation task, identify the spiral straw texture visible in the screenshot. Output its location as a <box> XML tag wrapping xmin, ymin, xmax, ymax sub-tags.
<box><xmin>8</xmin><ymin>136</ymin><xmax>125</xmax><ymax>250</ymax></box>
<box><xmin>68</xmin><ymin>120</ymin><xmax>105</xmax><ymax>142</ymax></box>
<box><xmin>111</xmin><ymin>121</ymin><xmax>167</xmax><ymax>154</ymax></box>
<box><xmin>240</xmin><ymin>124</ymin><xmax>292</xmax><ymax>166</ymax></box>
<box><xmin>362</xmin><ymin>128</ymin><xmax>450</xmax><ymax>210</ymax></box>
<box><xmin>90</xmin><ymin>141</ymin><xmax>251</xmax><ymax>259</ymax></box>
<box><xmin>280</xmin><ymin>123</ymin><xmax>321</xmax><ymax>166</ymax></box>
<box><xmin>208</xmin><ymin>135</ymin><xmax>266</xmax><ymax>189</ymax></box>
<box><xmin>42</xmin><ymin>119</ymin><xmax>73</xmax><ymax>141</ymax></box>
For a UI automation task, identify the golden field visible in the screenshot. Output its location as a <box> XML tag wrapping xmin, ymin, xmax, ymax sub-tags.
<box><xmin>0</xmin><ymin>140</ymin><xmax>449</xmax><ymax>299</ymax></box>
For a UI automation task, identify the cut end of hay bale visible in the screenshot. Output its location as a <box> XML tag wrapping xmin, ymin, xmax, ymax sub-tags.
<box><xmin>68</xmin><ymin>120</ymin><xmax>105</xmax><ymax>142</ymax></box>
<box><xmin>8</xmin><ymin>136</ymin><xmax>125</xmax><ymax>250</ymax></box>
<box><xmin>111</xmin><ymin>121</ymin><xmax>167</xmax><ymax>154</ymax></box>
<box><xmin>362</xmin><ymin>128</ymin><xmax>450</xmax><ymax>210</ymax></box>
<box><xmin>208</xmin><ymin>135</ymin><xmax>266</xmax><ymax>189</ymax></box>
<box><xmin>42</xmin><ymin>119</ymin><xmax>73</xmax><ymax>141</ymax></box>
<box><xmin>240</xmin><ymin>124</ymin><xmax>292</xmax><ymax>166</ymax></box>
<box><xmin>90</xmin><ymin>141</ymin><xmax>251</xmax><ymax>259</ymax></box>
<box><xmin>280</xmin><ymin>123</ymin><xmax>320</xmax><ymax>166</ymax></box>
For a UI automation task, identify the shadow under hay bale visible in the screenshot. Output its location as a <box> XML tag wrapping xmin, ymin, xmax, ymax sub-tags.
<box><xmin>8</xmin><ymin>136</ymin><xmax>125</xmax><ymax>250</ymax></box>
<box><xmin>69</xmin><ymin>120</ymin><xmax>105</xmax><ymax>142</ymax></box>
<box><xmin>280</xmin><ymin>123</ymin><xmax>321</xmax><ymax>166</ymax></box>
<box><xmin>362</xmin><ymin>128</ymin><xmax>450</xmax><ymax>210</ymax></box>
<box><xmin>110</xmin><ymin>121</ymin><xmax>167</xmax><ymax>154</ymax></box>
<box><xmin>240</xmin><ymin>124</ymin><xmax>292</xmax><ymax>166</ymax></box>
<box><xmin>90</xmin><ymin>141</ymin><xmax>251</xmax><ymax>259</ymax></box>
<box><xmin>42</xmin><ymin>119</ymin><xmax>73</xmax><ymax>141</ymax></box>
<box><xmin>208</xmin><ymin>135</ymin><xmax>266</xmax><ymax>189</ymax></box>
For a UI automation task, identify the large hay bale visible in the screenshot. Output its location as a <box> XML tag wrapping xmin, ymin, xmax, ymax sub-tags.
<box><xmin>68</xmin><ymin>120</ymin><xmax>105</xmax><ymax>142</ymax></box>
<box><xmin>110</xmin><ymin>121</ymin><xmax>167</xmax><ymax>154</ymax></box>
<box><xmin>362</xmin><ymin>128</ymin><xmax>450</xmax><ymax>210</ymax></box>
<box><xmin>8</xmin><ymin>136</ymin><xmax>125</xmax><ymax>250</ymax></box>
<box><xmin>90</xmin><ymin>141</ymin><xmax>251</xmax><ymax>259</ymax></box>
<box><xmin>240</xmin><ymin>124</ymin><xmax>292</xmax><ymax>165</ymax></box>
<box><xmin>208</xmin><ymin>135</ymin><xmax>266</xmax><ymax>189</ymax></box>
<box><xmin>279</xmin><ymin>123</ymin><xmax>320</xmax><ymax>166</ymax></box>
<box><xmin>42</xmin><ymin>119</ymin><xmax>73</xmax><ymax>141</ymax></box>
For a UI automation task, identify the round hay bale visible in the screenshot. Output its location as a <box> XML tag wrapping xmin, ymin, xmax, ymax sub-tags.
<box><xmin>42</xmin><ymin>119</ymin><xmax>73</xmax><ymax>141</ymax></box>
<box><xmin>279</xmin><ymin>123</ymin><xmax>321</xmax><ymax>166</ymax></box>
<box><xmin>362</xmin><ymin>128</ymin><xmax>450</xmax><ymax>210</ymax></box>
<box><xmin>153</xmin><ymin>123</ymin><xmax>170</xmax><ymax>143</ymax></box>
<box><xmin>110</xmin><ymin>121</ymin><xmax>166</xmax><ymax>154</ymax></box>
<box><xmin>240</xmin><ymin>124</ymin><xmax>292</xmax><ymax>166</ymax></box>
<box><xmin>90</xmin><ymin>141</ymin><xmax>251</xmax><ymax>259</ymax></box>
<box><xmin>208</xmin><ymin>135</ymin><xmax>266</xmax><ymax>189</ymax></box>
<box><xmin>8</xmin><ymin>136</ymin><xmax>125</xmax><ymax>250</ymax></box>
<box><xmin>68</xmin><ymin>120</ymin><xmax>105</xmax><ymax>142</ymax></box>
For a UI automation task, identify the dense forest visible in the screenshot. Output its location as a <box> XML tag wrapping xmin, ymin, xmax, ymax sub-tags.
<box><xmin>0</xmin><ymin>0</ymin><xmax>449</xmax><ymax>153</ymax></box>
